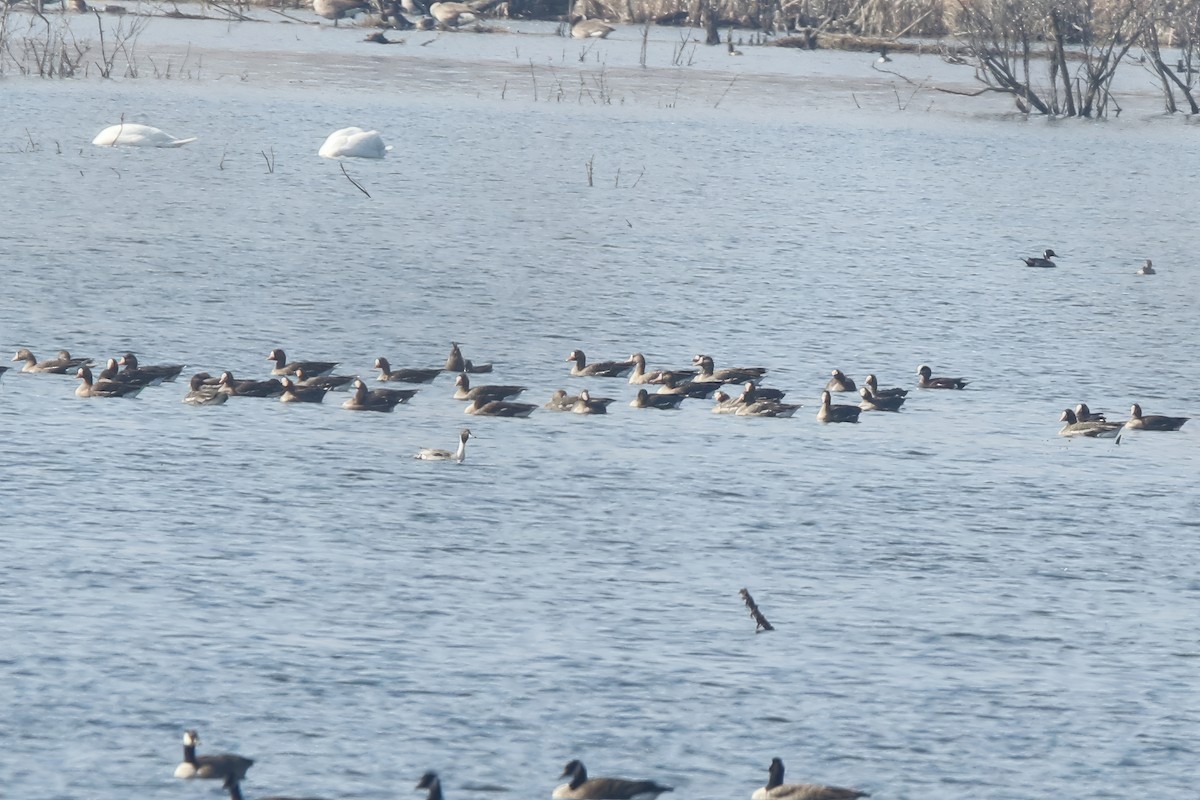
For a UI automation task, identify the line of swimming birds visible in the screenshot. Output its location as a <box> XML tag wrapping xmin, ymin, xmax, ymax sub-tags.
<box><xmin>173</xmin><ymin>730</ymin><xmax>868</xmax><ymax>800</ymax></box>
<box><xmin>6</xmin><ymin>341</ymin><xmax>1188</xmax><ymax>456</ymax></box>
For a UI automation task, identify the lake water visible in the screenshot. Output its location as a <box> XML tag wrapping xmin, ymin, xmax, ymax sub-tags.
<box><xmin>1</xmin><ymin>8</ymin><xmax>1198</xmax><ymax>800</ymax></box>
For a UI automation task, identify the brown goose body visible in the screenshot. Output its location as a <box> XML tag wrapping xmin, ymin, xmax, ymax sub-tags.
<box><xmin>12</xmin><ymin>348</ymin><xmax>92</xmax><ymax>374</ymax></box>
<box><xmin>218</xmin><ymin>372</ymin><xmax>285</xmax><ymax>398</ymax></box>
<box><xmin>630</xmin><ymin>389</ymin><xmax>683</xmax><ymax>410</ymax></box>
<box><xmin>553</xmin><ymin>760</ymin><xmax>672</xmax><ymax>800</ymax></box>
<box><xmin>916</xmin><ymin>364</ymin><xmax>967</xmax><ymax>390</ymax></box>
<box><xmin>567</xmin><ymin>349</ymin><xmax>635</xmax><ymax>377</ymax></box>
<box><xmin>817</xmin><ymin>390</ymin><xmax>861</xmax><ymax>423</ymax></box>
<box><xmin>267</xmin><ymin>348</ymin><xmax>338</xmax><ymax>377</ymax></box>
<box><xmin>454</xmin><ymin>373</ymin><xmax>525</xmax><ymax>402</ymax></box>
<box><xmin>691</xmin><ymin>354</ymin><xmax>767</xmax><ymax>384</ymax></box>
<box><xmin>825</xmin><ymin>369</ymin><xmax>856</xmax><ymax>393</ymax></box>
<box><xmin>374</xmin><ymin>356</ymin><xmax>441</xmax><ymax>384</ymax></box>
<box><xmin>751</xmin><ymin>758</ymin><xmax>867</xmax><ymax>800</ymax></box>
<box><xmin>1126</xmin><ymin>403</ymin><xmax>1188</xmax><ymax>431</ymax></box>
<box><xmin>75</xmin><ymin>366</ymin><xmax>143</xmax><ymax>398</ymax></box>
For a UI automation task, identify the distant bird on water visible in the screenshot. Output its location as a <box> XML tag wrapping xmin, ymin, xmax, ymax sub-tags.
<box><xmin>916</xmin><ymin>364</ymin><xmax>968</xmax><ymax>390</ymax></box>
<box><xmin>318</xmin><ymin>127</ymin><xmax>391</xmax><ymax>159</ymax></box>
<box><xmin>553</xmin><ymin>759</ymin><xmax>673</xmax><ymax>800</ymax></box>
<box><xmin>751</xmin><ymin>757</ymin><xmax>868</xmax><ymax>800</ymax></box>
<box><xmin>1136</xmin><ymin>259</ymin><xmax>1155</xmax><ymax>275</ymax></box>
<box><xmin>1022</xmin><ymin>249</ymin><xmax>1059</xmax><ymax>268</ymax></box>
<box><xmin>428</xmin><ymin>0</ymin><xmax>482</xmax><ymax>27</ymax></box>
<box><xmin>571</xmin><ymin>18</ymin><xmax>614</xmax><ymax>38</ymax></box>
<box><xmin>414</xmin><ymin>429</ymin><xmax>473</xmax><ymax>462</ymax></box>
<box><xmin>173</xmin><ymin>729</ymin><xmax>253</xmax><ymax>782</ymax></box>
<box><xmin>92</xmin><ymin>123</ymin><xmax>196</xmax><ymax>147</ymax></box>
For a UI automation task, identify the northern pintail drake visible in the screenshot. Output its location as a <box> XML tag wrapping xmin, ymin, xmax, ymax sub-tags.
<box><xmin>1058</xmin><ymin>408</ymin><xmax>1121</xmax><ymax>437</ymax></box>
<box><xmin>751</xmin><ymin>757</ymin><xmax>868</xmax><ymax>800</ymax></box>
<box><xmin>1126</xmin><ymin>403</ymin><xmax>1189</xmax><ymax>431</ymax></box>
<box><xmin>630</xmin><ymin>389</ymin><xmax>683</xmax><ymax>410</ymax></box>
<box><xmin>343</xmin><ymin>378</ymin><xmax>415</xmax><ymax>411</ymax></box>
<box><xmin>414</xmin><ymin>429</ymin><xmax>473</xmax><ymax>462</ymax></box>
<box><xmin>429</xmin><ymin>0</ymin><xmax>482</xmax><ymax>26</ymax></box>
<box><xmin>444</xmin><ymin>342</ymin><xmax>493</xmax><ymax>374</ymax></box>
<box><xmin>75</xmin><ymin>366</ymin><xmax>144</xmax><ymax>398</ymax></box>
<box><xmin>916</xmin><ymin>364</ymin><xmax>968</xmax><ymax>389</ymax></box>
<box><xmin>183</xmin><ymin>373</ymin><xmax>228</xmax><ymax>405</ymax></box>
<box><xmin>1073</xmin><ymin>402</ymin><xmax>1106</xmax><ymax>422</ymax></box>
<box><xmin>374</xmin><ymin>356</ymin><xmax>441</xmax><ymax>384</ymax></box>
<box><xmin>279</xmin><ymin>377</ymin><xmax>327</xmax><ymax>403</ymax></box>
<box><xmin>572</xmin><ymin>389</ymin><xmax>616</xmax><ymax>414</ymax></box>
<box><xmin>217</xmin><ymin>371</ymin><xmax>285</xmax><ymax>398</ymax></box>
<box><xmin>267</xmin><ymin>349</ymin><xmax>338</xmax><ymax>377</ymax></box>
<box><xmin>312</xmin><ymin>0</ymin><xmax>371</xmax><ymax>24</ymax></box>
<box><xmin>465</xmin><ymin>397</ymin><xmax>536</xmax><ymax>417</ymax></box>
<box><xmin>92</xmin><ymin>123</ymin><xmax>196</xmax><ymax>148</ymax></box>
<box><xmin>553</xmin><ymin>760</ymin><xmax>672</xmax><ymax>800</ymax></box>
<box><xmin>570</xmin><ymin>17</ymin><xmax>615</xmax><ymax>37</ymax></box>
<box><xmin>567</xmin><ymin>349</ymin><xmax>635</xmax><ymax>378</ymax></box>
<box><xmin>691</xmin><ymin>354</ymin><xmax>767</xmax><ymax>384</ymax></box>
<box><xmin>627</xmin><ymin>353</ymin><xmax>696</xmax><ymax>385</ymax></box>
<box><xmin>1022</xmin><ymin>249</ymin><xmax>1059</xmax><ymax>268</ymax></box>
<box><xmin>12</xmin><ymin>348</ymin><xmax>92</xmax><ymax>373</ymax></box>
<box><xmin>858</xmin><ymin>387</ymin><xmax>904</xmax><ymax>412</ymax></box>
<box><xmin>454</xmin><ymin>373</ymin><xmax>525</xmax><ymax>402</ymax></box>
<box><xmin>295</xmin><ymin>368</ymin><xmax>357</xmax><ymax>391</ymax></box>
<box><xmin>863</xmin><ymin>374</ymin><xmax>907</xmax><ymax>399</ymax></box>
<box><xmin>119</xmin><ymin>352</ymin><xmax>185</xmax><ymax>383</ymax></box>
<box><xmin>319</xmin><ymin>127</ymin><xmax>391</xmax><ymax>158</ymax></box>
<box><xmin>1136</xmin><ymin>259</ymin><xmax>1155</xmax><ymax>275</ymax></box>
<box><xmin>817</xmin><ymin>390</ymin><xmax>861</xmax><ymax>423</ymax></box>
<box><xmin>173</xmin><ymin>730</ymin><xmax>253</xmax><ymax>782</ymax></box>
<box><xmin>656</xmin><ymin>375</ymin><xmax>722</xmax><ymax>398</ymax></box>
<box><xmin>825</xmin><ymin>369</ymin><xmax>856</xmax><ymax>393</ymax></box>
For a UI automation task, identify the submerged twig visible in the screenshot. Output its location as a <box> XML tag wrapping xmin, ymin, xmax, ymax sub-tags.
<box><xmin>340</xmin><ymin>162</ymin><xmax>371</xmax><ymax>198</ymax></box>
<box><xmin>739</xmin><ymin>588</ymin><xmax>774</xmax><ymax>632</ymax></box>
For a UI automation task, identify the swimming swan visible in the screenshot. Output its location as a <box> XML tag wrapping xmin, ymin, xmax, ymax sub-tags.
<box><xmin>318</xmin><ymin>127</ymin><xmax>392</xmax><ymax>159</ymax></box>
<box><xmin>92</xmin><ymin>123</ymin><xmax>196</xmax><ymax>148</ymax></box>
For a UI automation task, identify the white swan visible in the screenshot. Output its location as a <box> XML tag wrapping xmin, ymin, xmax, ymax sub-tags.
<box><xmin>318</xmin><ymin>127</ymin><xmax>392</xmax><ymax>159</ymax></box>
<box><xmin>92</xmin><ymin>123</ymin><xmax>196</xmax><ymax>148</ymax></box>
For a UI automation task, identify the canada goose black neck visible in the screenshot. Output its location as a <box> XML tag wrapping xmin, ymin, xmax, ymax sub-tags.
<box><xmin>563</xmin><ymin>760</ymin><xmax>588</xmax><ymax>789</ymax></box>
<box><xmin>417</xmin><ymin>771</ymin><xmax>444</xmax><ymax>800</ymax></box>
<box><xmin>225</xmin><ymin>777</ymin><xmax>245</xmax><ymax>800</ymax></box>
<box><xmin>766</xmin><ymin>758</ymin><xmax>785</xmax><ymax>790</ymax></box>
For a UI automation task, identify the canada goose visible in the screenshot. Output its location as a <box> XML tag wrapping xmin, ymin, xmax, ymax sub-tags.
<box><xmin>0</xmin><ymin>365</ymin><xmax>8</xmax><ymax>379</ymax></box>
<box><xmin>1022</xmin><ymin>249</ymin><xmax>1059</xmax><ymax>268</ymax></box>
<box><xmin>817</xmin><ymin>390</ymin><xmax>861</xmax><ymax>423</ymax></box>
<box><xmin>691</xmin><ymin>354</ymin><xmax>767</xmax><ymax>384</ymax></box>
<box><xmin>119</xmin><ymin>352</ymin><xmax>185</xmax><ymax>383</ymax></box>
<box><xmin>1136</xmin><ymin>259</ymin><xmax>1155</xmax><ymax>275</ymax></box>
<box><xmin>1126</xmin><ymin>403</ymin><xmax>1189</xmax><ymax>431</ymax></box>
<box><xmin>553</xmin><ymin>760</ymin><xmax>672</xmax><ymax>800</ymax></box>
<box><xmin>464</xmin><ymin>397</ymin><xmax>536</xmax><ymax>417</ymax></box>
<box><xmin>98</xmin><ymin>357</ymin><xmax>158</xmax><ymax>387</ymax></box>
<box><xmin>1058</xmin><ymin>409</ymin><xmax>1121</xmax><ymax>437</ymax></box>
<box><xmin>656</xmin><ymin>375</ymin><xmax>722</xmax><ymax>398</ymax></box>
<box><xmin>342</xmin><ymin>378</ymin><xmax>415</xmax><ymax>411</ymax></box>
<box><xmin>875</xmin><ymin>47</ymin><xmax>891</xmax><ymax>63</ymax></box>
<box><xmin>630</xmin><ymin>389</ymin><xmax>683</xmax><ymax>410</ymax></box>
<box><xmin>374</xmin><ymin>356</ymin><xmax>441</xmax><ymax>384</ymax></box>
<box><xmin>318</xmin><ymin>127</ymin><xmax>391</xmax><ymax>158</ymax></box>
<box><xmin>566</xmin><ymin>349</ymin><xmax>635</xmax><ymax>377</ymax></box>
<box><xmin>279</xmin><ymin>377</ymin><xmax>327</xmax><ymax>403</ymax></box>
<box><xmin>544</xmin><ymin>389</ymin><xmax>581</xmax><ymax>411</ymax></box>
<box><xmin>727</xmin><ymin>40</ymin><xmax>742</xmax><ymax>55</ymax></box>
<box><xmin>417</xmin><ymin>771</ymin><xmax>446</xmax><ymax>800</ymax></box>
<box><xmin>75</xmin><ymin>366</ymin><xmax>144</xmax><ymax>398</ymax></box>
<box><xmin>223</xmin><ymin>776</ymin><xmax>326</xmax><ymax>800</ymax></box>
<box><xmin>429</xmin><ymin>0</ymin><xmax>481</xmax><ymax>26</ymax></box>
<box><xmin>1073</xmin><ymin>402</ymin><xmax>1106</xmax><ymax>422</ymax></box>
<box><xmin>454</xmin><ymin>373</ymin><xmax>525</xmax><ymax>402</ymax></box>
<box><xmin>267</xmin><ymin>349</ymin><xmax>338</xmax><ymax>377</ymax></box>
<box><xmin>444</xmin><ymin>342</ymin><xmax>493</xmax><ymax>374</ymax></box>
<box><xmin>173</xmin><ymin>730</ymin><xmax>253</xmax><ymax>782</ymax></box>
<box><xmin>825</xmin><ymin>369</ymin><xmax>856</xmax><ymax>393</ymax></box>
<box><xmin>751</xmin><ymin>757</ymin><xmax>868</xmax><ymax>800</ymax></box>
<box><xmin>183</xmin><ymin>373</ymin><xmax>228</xmax><ymax>406</ymax></box>
<box><xmin>858</xmin><ymin>387</ymin><xmax>904</xmax><ymax>412</ymax></box>
<box><xmin>627</xmin><ymin>353</ymin><xmax>696</xmax><ymax>385</ymax></box>
<box><xmin>295</xmin><ymin>368</ymin><xmax>357</xmax><ymax>391</ymax></box>
<box><xmin>11</xmin><ymin>348</ymin><xmax>91</xmax><ymax>373</ymax></box>
<box><xmin>916</xmin><ymin>365</ymin><xmax>968</xmax><ymax>390</ymax></box>
<box><xmin>312</xmin><ymin>0</ymin><xmax>372</xmax><ymax>24</ymax></box>
<box><xmin>92</xmin><ymin>123</ymin><xmax>196</xmax><ymax>147</ymax></box>
<box><xmin>217</xmin><ymin>371</ymin><xmax>285</xmax><ymax>398</ymax></box>
<box><xmin>572</xmin><ymin>389</ymin><xmax>616</xmax><ymax>414</ymax></box>
<box><xmin>414</xmin><ymin>429</ymin><xmax>473</xmax><ymax>462</ymax></box>
<box><xmin>863</xmin><ymin>374</ymin><xmax>907</xmax><ymax>399</ymax></box>
<box><xmin>571</xmin><ymin>17</ymin><xmax>614</xmax><ymax>38</ymax></box>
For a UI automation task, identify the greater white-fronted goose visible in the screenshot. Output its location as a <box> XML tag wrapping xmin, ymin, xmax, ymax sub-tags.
<box><xmin>1058</xmin><ymin>409</ymin><xmax>1121</xmax><ymax>437</ymax></box>
<box><xmin>98</xmin><ymin>357</ymin><xmax>158</xmax><ymax>387</ymax></box>
<box><xmin>825</xmin><ymin>369</ymin><xmax>856</xmax><ymax>393</ymax></box>
<box><xmin>567</xmin><ymin>349</ymin><xmax>635</xmax><ymax>377</ymax></box>
<box><xmin>544</xmin><ymin>390</ymin><xmax>581</xmax><ymax>411</ymax></box>
<box><xmin>817</xmin><ymin>390</ymin><xmax>861</xmax><ymax>423</ymax></box>
<box><xmin>12</xmin><ymin>348</ymin><xmax>91</xmax><ymax>373</ymax></box>
<box><xmin>916</xmin><ymin>365</ymin><xmax>967</xmax><ymax>390</ymax></box>
<box><xmin>553</xmin><ymin>760</ymin><xmax>672</xmax><ymax>800</ymax></box>
<box><xmin>734</xmin><ymin>385</ymin><xmax>800</xmax><ymax>417</ymax></box>
<box><xmin>627</xmin><ymin>353</ymin><xmax>696</xmax><ymax>385</ymax></box>
<box><xmin>1073</xmin><ymin>402</ymin><xmax>1107</xmax><ymax>422</ymax></box>
<box><xmin>711</xmin><ymin>391</ymin><xmax>740</xmax><ymax>413</ymax></box>
<box><xmin>1126</xmin><ymin>403</ymin><xmax>1189</xmax><ymax>431</ymax></box>
<box><xmin>465</xmin><ymin>397</ymin><xmax>536</xmax><ymax>417</ymax></box>
<box><xmin>1022</xmin><ymin>249</ymin><xmax>1059</xmax><ymax>268</ymax></box>
<box><xmin>218</xmin><ymin>372</ymin><xmax>285</xmax><ymax>398</ymax></box>
<box><xmin>75</xmin><ymin>366</ymin><xmax>143</xmax><ymax>398</ymax></box>
<box><xmin>342</xmin><ymin>378</ymin><xmax>414</xmax><ymax>411</ymax></box>
<box><xmin>656</xmin><ymin>375</ymin><xmax>722</xmax><ymax>398</ymax></box>
<box><xmin>571</xmin><ymin>17</ymin><xmax>614</xmax><ymax>37</ymax></box>
<box><xmin>858</xmin><ymin>387</ymin><xmax>904</xmax><ymax>412</ymax></box>
<box><xmin>444</xmin><ymin>342</ymin><xmax>493</xmax><ymax>374</ymax></box>
<box><xmin>691</xmin><ymin>354</ymin><xmax>767</xmax><ymax>384</ymax></box>
<box><xmin>295</xmin><ymin>368</ymin><xmax>356</xmax><ymax>391</ymax></box>
<box><xmin>863</xmin><ymin>375</ymin><xmax>907</xmax><ymax>399</ymax></box>
<box><xmin>750</xmin><ymin>757</ymin><xmax>867</xmax><ymax>800</ymax></box>
<box><xmin>428</xmin><ymin>0</ymin><xmax>481</xmax><ymax>26</ymax></box>
<box><xmin>454</xmin><ymin>373</ymin><xmax>525</xmax><ymax>402</ymax></box>
<box><xmin>572</xmin><ymin>389</ymin><xmax>615</xmax><ymax>414</ymax></box>
<box><xmin>267</xmin><ymin>348</ymin><xmax>338</xmax><ymax>377</ymax></box>
<box><xmin>183</xmin><ymin>373</ymin><xmax>228</xmax><ymax>406</ymax></box>
<box><xmin>279</xmin><ymin>378</ymin><xmax>327</xmax><ymax>403</ymax></box>
<box><xmin>374</xmin><ymin>356</ymin><xmax>441</xmax><ymax>384</ymax></box>
<box><xmin>173</xmin><ymin>730</ymin><xmax>253</xmax><ymax>782</ymax></box>
<box><xmin>119</xmin><ymin>352</ymin><xmax>184</xmax><ymax>383</ymax></box>
<box><xmin>414</xmin><ymin>429</ymin><xmax>473</xmax><ymax>462</ymax></box>
<box><xmin>630</xmin><ymin>389</ymin><xmax>683</xmax><ymax>410</ymax></box>
<box><xmin>312</xmin><ymin>0</ymin><xmax>371</xmax><ymax>25</ymax></box>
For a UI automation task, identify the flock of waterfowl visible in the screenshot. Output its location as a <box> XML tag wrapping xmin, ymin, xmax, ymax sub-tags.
<box><xmin>4</xmin><ymin>339</ymin><xmax>1189</xmax><ymax>449</ymax></box>
<box><xmin>173</xmin><ymin>729</ymin><xmax>866</xmax><ymax>800</ymax></box>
